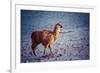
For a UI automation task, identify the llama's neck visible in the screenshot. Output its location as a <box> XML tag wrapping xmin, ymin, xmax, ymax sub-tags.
<box><xmin>53</xmin><ymin>28</ymin><xmax>60</xmax><ymax>40</ymax></box>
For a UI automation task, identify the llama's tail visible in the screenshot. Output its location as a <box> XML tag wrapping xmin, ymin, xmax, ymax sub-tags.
<box><xmin>31</xmin><ymin>32</ymin><xmax>35</xmax><ymax>39</ymax></box>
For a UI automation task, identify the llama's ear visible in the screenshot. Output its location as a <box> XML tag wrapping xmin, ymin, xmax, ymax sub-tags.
<box><xmin>56</xmin><ymin>21</ymin><xmax>60</xmax><ymax>24</ymax></box>
<box><xmin>58</xmin><ymin>21</ymin><xmax>61</xmax><ymax>24</ymax></box>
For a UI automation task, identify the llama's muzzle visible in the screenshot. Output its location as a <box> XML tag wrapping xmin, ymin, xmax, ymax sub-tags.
<box><xmin>60</xmin><ymin>25</ymin><xmax>63</xmax><ymax>28</ymax></box>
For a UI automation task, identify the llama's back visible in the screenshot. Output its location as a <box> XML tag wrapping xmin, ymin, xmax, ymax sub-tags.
<box><xmin>31</xmin><ymin>30</ymin><xmax>55</xmax><ymax>45</ymax></box>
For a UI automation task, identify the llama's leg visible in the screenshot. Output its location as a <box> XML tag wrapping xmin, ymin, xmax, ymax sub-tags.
<box><xmin>43</xmin><ymin>45</ymin><xmax>49</xmax><ymax>55</ymax></box>
<box><xmin>31</xmin><ymin>43</ymin><xmax>37</xmax><ymax>56</ymax></box>
<box><xmin>49</xmin><ymin>45</ymin><xmax>53</xmax><ymax>55</ymax></box>
<box><xmin>43</xmin><ymin>48</ymin><xmax>46</xmax><ymax>55</ymax></box>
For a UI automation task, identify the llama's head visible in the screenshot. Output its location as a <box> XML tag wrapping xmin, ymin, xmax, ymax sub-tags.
<box><xmin>55</xmin><ymin>23</ymin><xmax>62</xmax><ymax>28</ymax></box>
<box><xmin>54</xmin><ymin>23</ymin><xmax>62</xmax><ymax>33</ymax></box>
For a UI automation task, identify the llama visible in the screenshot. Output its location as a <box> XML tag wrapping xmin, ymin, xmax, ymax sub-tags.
<box><xmin>31</xmin><ymin>23</ymin><xmax>62</xmax><ymax>56</ymax></box>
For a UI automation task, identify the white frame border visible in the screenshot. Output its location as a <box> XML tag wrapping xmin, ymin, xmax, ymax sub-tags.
<box><xmin>11</xmin><ymin>3</ymin><xmax>96</xmax><ymax>73</ymax></box>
